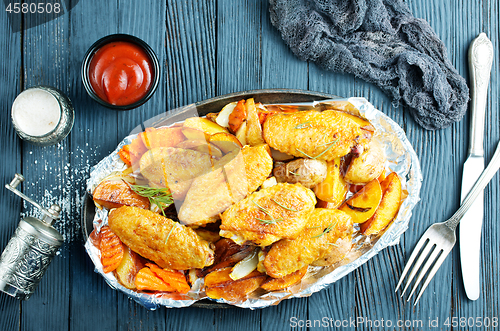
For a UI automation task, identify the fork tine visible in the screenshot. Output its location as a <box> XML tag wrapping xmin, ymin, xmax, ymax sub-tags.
<box><xmin>413</xmin><ymin>252</ymin><xmax>450</xmax><ymax>305</ymax></box>
<box><xmin>406</xmin><ymin>247</ymin><xmax>442</xmax><ymax>301</ymax></box>
<box><xmin>395</xmin><ymin>237</ymin><xmax>428</xmax><ymax>292</ymax></box>
<box><xmin>401</xmin><ymin>240</ymin><xmax>435</xmax><ymax>295</ymax></box>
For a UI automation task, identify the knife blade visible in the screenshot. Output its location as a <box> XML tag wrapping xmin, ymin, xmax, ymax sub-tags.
<box><xmin>460</xmin><ymin>32</ymin><xmax>493</xmax><ymax>301</ymax></box>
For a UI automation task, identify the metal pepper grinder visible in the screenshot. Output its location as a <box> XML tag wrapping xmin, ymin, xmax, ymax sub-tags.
<box><xmin>0</xmin><ymin>174</ymin><xmax>64</xmax><ymax>300</ymax></box>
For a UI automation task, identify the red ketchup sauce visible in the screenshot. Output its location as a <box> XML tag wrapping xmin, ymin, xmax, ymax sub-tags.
<box><xmin>89</xmin><ymin>41</ymin><xmax>153</xmax><ymax>106</ymax></box>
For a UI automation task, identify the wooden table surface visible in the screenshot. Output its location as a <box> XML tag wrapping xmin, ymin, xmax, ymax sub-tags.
<box><xmin>1</xmin><ymin>1</ymin><xmax>499</xmax><ymax>330</ymax></box>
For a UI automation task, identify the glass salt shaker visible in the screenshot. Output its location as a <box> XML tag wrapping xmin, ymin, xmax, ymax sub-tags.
<box><xmin>11</xmin><ymin>86</ymin><xmax>74</xmax><ymax>146</ymax></box>
<box><xmin>0</xmin><ymin>174</ymin><xmax>64</xmax><ymax>300</ymax></box>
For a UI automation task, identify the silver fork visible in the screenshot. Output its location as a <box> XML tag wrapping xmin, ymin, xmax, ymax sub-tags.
<box><xmin>396</xmin><ymin>140</ymin><xmax>500</xmax><ymax>305</ymax></box>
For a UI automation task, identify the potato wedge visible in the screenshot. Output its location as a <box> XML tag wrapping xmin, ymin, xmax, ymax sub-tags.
<box><xmin>209</xmin><ymin>132</ymin><xmax>243</xmax><ymax>154</ymax></box>
<box><xmin>245</xmin><ymin>98</ymin><xmax>265</xmax><ymax>146</ymax></box>
<box><xmin>344</xmin><ymin>140</ymin><xmax>386</xmax><ymax>184</ymax></box>
<box><xmin>313</xmin><ymin>158</ymin><xmax>348</xmax><ymax>207</ymax></box>
<box><xmin>183</xmin><ymin>117</ymin><xmax>228</xmax><ymax>136</ymax></box>
<box><xmin>274</xmin><ymin>158</ymin><xmax>328</xmax><ymax>188</ymax></box>
<box><xmin>216</xmin><ymin>101</ymin><xmax>237</xmax><ymax>128</ymax></box>
<box><xmin>338</xmin><ymin>179</ymin><xmax>382</xmax><ymax>223</ymax></box>
<box><xmin>175</xmin><ymin>139</ymin><xmax>223</xmax><ymax>158</ymax></box>
<box><xmin>360</xmin><ymin>172</ymin><xmax>402</xmax><ymax>235</ymax></box>
<box><xmin>181</xmin><ymin>127</ymin><xmax>207</xmax><ymax>141</ymax></box>
<box><xmin>93</xmin><ymin>179</ymin><xmax>150</xmax><ymax>210</ymax></box>
<box><xmin>235</xmin><ymin>121</ymin><xmax>247</xmax><ymax>146</ymax></box>
<box><xmin>204</xmin><ymin>267</ymin><xmax>266</xmax><ymax>301</ymax></box>
<box><xmin>140</xmin><ymin>127</ymin><xmax>186</xmax><ymax>149</ymax></box>
<box><xmin>228</xmin><ymin>100</ymin><xmax>247</xmax><ymax>133</ymax></box>
<box><xmin>115</xmin><ymin>246</ymin><xmax>145</xmax><ymax>289</ymax></box>
<box><xmin>260</xmin><ymin>266</ymin><xmax>307</xmax><ymax>292</ymax></box>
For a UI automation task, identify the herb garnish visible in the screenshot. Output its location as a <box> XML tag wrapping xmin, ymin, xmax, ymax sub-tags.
<box><xmin>165</xmin><ymin>223</ymin><xmax>179</xmax><ymax>244</ymax></box>
<box><xmin>271</xmin><ymin>198</ymin><xmax>298</xmax><ymax>212</ymax></box>
<box><xmin>129</xmin><ymin>184</ymin><xmax>173</xmax><ymax>217</ymax></box>
<box><xmin>252</xmin><ymin>200</ymin><xmax>283</xmax><ymax>224</ymax></box>
<box><xmin>296</xmin><ymin>139</ymin><xmax>339</xmax><ymax>160</ymax></box>
<box><xmin>294</xmin><ymin>121</ymin><xmax>312</xmax><ymax>129</ymax></box>
<box><xmin>311</xmin><ymin>221</ymin><xmax>337</xmax><ymax>238</ymax></box>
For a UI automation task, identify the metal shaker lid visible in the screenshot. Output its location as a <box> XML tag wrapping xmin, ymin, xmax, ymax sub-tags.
<box><xmin>19</xmin><ymin>217</ymin><xmax>64</xmax><ymax>247</ymax></box>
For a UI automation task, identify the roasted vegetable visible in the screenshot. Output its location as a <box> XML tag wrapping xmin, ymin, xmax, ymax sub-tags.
<box><xmin>204</xmin><ymin>267</ymin><xmax>266</xmax><ymax>301</ymax></box>
<box><xmin>140</xmin><ymin>127</ymin><xmax>186</xmax><ymax>149</ymax></box>
<box><xmin>115</xmin><ymin>246</ymin><xmax>145</xmax><ymax>289</ymax></box>
<box><xmin>98</xmin><ymin>226</ymin><xmax>124</xmax><ymax>274</ymax></box>
<box><xmin>338</xmin><ymin>179</ymin><xmax>383</xmax><ymax>223</ymax></box>
<box><xmin>93</xmin><ymin>179</ymin><xmax>150</xmax><ymax>210</ymax></box>
<box><xmin>344</xmin><ymin>140</ymin><xmax>386</xmax><ymax>184</ymax></box>
<box><xmin>360</xmin><ymin>172</ymin><xmax>402</xmax><ymax>235</ymax></box>
<box><xmin>313</xmin><ymin>158</ymin><xmax>348</xmax><ymax>208</ymax></box>
<box><xmin>274</xmin><ymin>158</ymin><xmax>327</xmax><ymax>188</ymax></box>
<box><xmin>260</xmin><ymin>266</ymin><xmax>308</xmax><ymax>291</ymax></box>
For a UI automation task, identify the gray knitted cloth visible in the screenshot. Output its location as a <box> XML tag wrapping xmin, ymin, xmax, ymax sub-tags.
<box><xmin>269</xmin><ymin>0</ymin><xmax>469</xmax><ymax>130</ymax></box>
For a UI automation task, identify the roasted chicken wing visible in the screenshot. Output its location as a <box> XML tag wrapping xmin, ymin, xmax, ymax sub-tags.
<box><xmin>220</xmin><ymin>183</ymin><xmax>316</xmax><ymax>246</ymax></box>
<box><xmin>263</xmin><ymin>208</ymin><xmax>353</xmax><ymax>278</ymax></box>
<box><xmin>178</xmin><ymin>144</ymin><xmax>273</xmax><ymax>226</ymax></box>
<box><xmin>263</xmin><ymin>110</ymin><xmax>372</xmax><ymax>161</ymax></box>
<box><xmin>139</xmin><ymin>147</ymin><xmax>212</xmax><ymax>200</ymax></box>
<box><xmin>108</xmin><ymin>206</ymin><xmax>214</xmax><ymax>270</ymax></box>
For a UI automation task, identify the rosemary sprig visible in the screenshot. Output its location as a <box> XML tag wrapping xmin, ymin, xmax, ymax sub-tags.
<box><xmin>165</xmin><ymin>223</ymin><xmax>179</xmax><ymax>244</ymax></box>
<box><xmin>130</xmin><ymin>184</ymin><xmax>173</xmax><ymax>217</ymax></box>
<box><xmin>312</xmin><ymin>221</ymin><xmax>338</xmax><ymax>238</ymax></box>
<box><xmin>295</xmin><ymin>148</ymin><xmax>314</xmax><ymax>159</ymax></box>
<box><xmin>295</xmin><ymin>138</ymin><xmax>339</xmax><ymax>160</ymax></box>
<box><xmin>252</xmin><ymin>200</ymin><xmax>283</xmax><ymax>225</ymax></box>
<box><xmin>255</xmin><ymin>217</ymin><xmax>284</xmax><ymax>225</ymax></box>
<box><xmin>294</xmin><ymin>121</ymin><xmax>312</xmax><ymax>129</ymax></box>
<box><xmin>271</xmin><ymin>198</ymin><xmax>298</xmax><ymax>212</ymax></box>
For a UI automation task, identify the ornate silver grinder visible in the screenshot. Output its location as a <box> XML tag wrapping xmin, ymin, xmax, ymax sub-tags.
<box><xmin>0</xmin><ymin>174</ymin><xmax>64</xmax><ymax>300</ymax></box>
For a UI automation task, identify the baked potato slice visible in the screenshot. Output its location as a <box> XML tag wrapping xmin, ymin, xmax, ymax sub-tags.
<box><xmin>140</xmin><ymin>127</ymin><xmax>186</xmax><ymax>149</ymax></box>
<box><xmin>245</xmin><ymin>98</ymin><xmax>265</xmax><ymax>146</ymax></box>
<box><xmin>273</xmin><ymin>158</ymin><xmax>327</xmax><ymax>188</ymax></box>
<box><xmin>360</xmin><ymin>172</ymin><xmax>402</xmax><ymax>235</ymax></box>
<box><xmin>260</xmin><ymin>266</ymin><xmax>308</xmax><ymax>292</ymax></box>
<box><xmin>338</xmin><ymin>179</ymin><xmax>382</xmax><ymax>223</ymax></box>
<box><xmin>204</xmin><ymin>267</ymin><xmax>266</xmax><ymax>301</ymax></box>
<box><xmin>313</xmin><ymin>157</ymin><xmax>348</xmax><ymax>207</ymax></box>
<box><xmin>93</xmin><ymin>179</ymin><xmax>150</xmax><ymax>210</ymax></box>
<box><xmin>344</xmin><ymin>140</ymin><xmax>386</xmax><ymax>184</ymax></box>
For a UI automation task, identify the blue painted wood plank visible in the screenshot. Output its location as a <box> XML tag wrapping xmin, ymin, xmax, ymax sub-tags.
<box><xmin>65</xmin><ymin>0</ymin><xmax>121</xmax><ymax>330</ymax></box>
<box><xmin>217</xmin><ymin>0</ymin><xmax>263</xmax><ymax>95</ymax></box>
<box><xmin>20</xmin><ymin>13</ymin><xmax>72</xmax><ymax>331</ymax></box>
<box><xmin>0</xmin><ymin>6</ymin><xmax>22</xmax><ymax>330</ymax></box>
<box><xmin>114</xmin><ymin>1</ymin><xmax>169</xmax><ymax>327</ymax></box>
<box><xmin>165</xmin><ymin>0</ymin><xmax>216</xmax><ymax>109</ymax></box>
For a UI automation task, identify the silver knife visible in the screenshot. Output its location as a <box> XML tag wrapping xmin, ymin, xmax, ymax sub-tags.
<box><xmin>460</xmin><ymin>32</ymin><xmax>493</xmax><ymax>301</ymax></box>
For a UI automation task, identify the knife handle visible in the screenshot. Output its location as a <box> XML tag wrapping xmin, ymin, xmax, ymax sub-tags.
<box><xmin>468</xmin><ymin>33</ymin><xmax>493</xmax><ymax>157</ymax></box>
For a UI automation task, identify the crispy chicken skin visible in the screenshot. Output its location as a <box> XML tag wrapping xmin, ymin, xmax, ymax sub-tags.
<box><xmin>220</xmin><ymin>183</ymin><xmax>317</xmax><ymax>246</ymax></box>
<box><xmin>178</xmin><ymin>144</ymin><xmax>273</xmax><ymax>226</ymax></box>
<box><xmin>241</xmin><ymin>144</ymin><xmax>273</xmax><ymax>193</ymax></box>
<box><xmin>263</xmin><ymin>209</ymin><xmax>353</xmax><ymax>278</ymax></box>
<box><xmin>263</xmin><ymin>110</ymin><xmax>371</xmax><ymax>161</ymax></box>
<box><xmin>139</xmin><ymin>147</ymin><xmax>212</xmax><ymax>200</ymax></box>
<box><xmin>108</xmin><ymin>206</ymin><xmax>214</xmax><ymax>270</ymax></box>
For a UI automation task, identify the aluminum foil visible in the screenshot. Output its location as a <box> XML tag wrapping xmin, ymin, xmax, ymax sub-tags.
<box><xmin>85</xmin><ymin>97</ymin><xmax>422</xmax><ymax>310</ymax></box>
